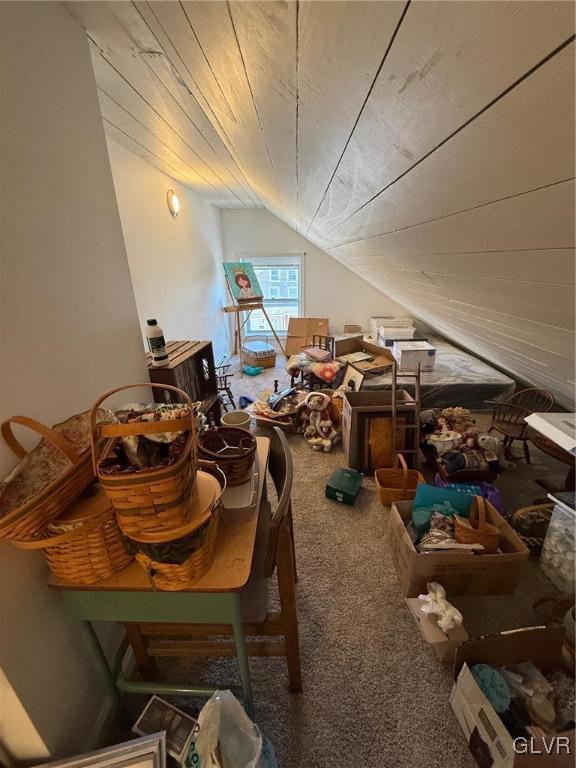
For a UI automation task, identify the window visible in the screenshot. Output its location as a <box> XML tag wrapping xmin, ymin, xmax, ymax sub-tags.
<box><xmin>238</xmin><ymin>254</ymin><xmax>303</xmax><ymax>335</ymax></box>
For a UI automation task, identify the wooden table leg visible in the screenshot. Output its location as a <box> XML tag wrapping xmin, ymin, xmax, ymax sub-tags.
<box><xmin>231</xmin><ymin>595</ymin><xmax>253</xmax><ymax>716</ymax></box>
<box><xmin>125</xmin><ymin>623</ymin><xmax>158</xmax><ymax>681</ymax></box>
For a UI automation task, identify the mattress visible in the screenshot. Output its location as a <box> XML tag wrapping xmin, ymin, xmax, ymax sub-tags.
<box><xmin>362</xmin><ymin>335</ymin><xmax>515</xmax><ymax>409</ymax></box>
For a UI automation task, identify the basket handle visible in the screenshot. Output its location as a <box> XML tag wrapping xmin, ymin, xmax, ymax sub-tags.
<box><xmin>1</xmin><ymin>415</ymin><xmax>81</xmax><ymax>464</ymax></box>
<box><xmin>395</xmin><ymin>453</ymin><xmax>409</xmax><ymax>492</ymax></box>
<box><xmin>90</xmin><ymin>383</ymin><xmax>195</xmax><ymax>473</ymax></box>
<box><xmin>472</xmin><ymin>496</ymin><xmax>487</xmax><ymax>531</ymax></box>
<box><xmin>11</xmin><ymin>507</ymin><xmax>112</xmax><ymax>549</ymax></box>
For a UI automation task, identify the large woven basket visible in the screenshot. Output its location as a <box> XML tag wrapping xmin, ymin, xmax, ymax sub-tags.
<box><xmin>454</xmin><ymin>496</ymin><xmax>500</xmax><ymax>554</ymax></box>
<box><xmin>123</xmin><ymin>462</ymin><xmax>225</xmax><ymax>591</ymax></box>
<box><xmin>91</xmin><ymin>384</ymin><xmax>197</xmax><ymax>537</ymax></box>
<box><xmin>198</xmin><ymin>427</ymin><xmax>256</xmax><ymax>486</ymax></box>
<box><xmin>12</xmin><ymin>485</ymin><xmax>132</xmax><ymax>583</ymax></box>
<box><xmin>0</xmin><ymin>414</ymin><xmax>95</xmax><ymax>541</ymax></box>
<box><xmin>375</xmin><ymin>453</ymin><xmax>425</xmax><ymax>506</ymax></box>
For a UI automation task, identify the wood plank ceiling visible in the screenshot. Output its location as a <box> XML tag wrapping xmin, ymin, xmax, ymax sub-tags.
<box><xmin>65</xmin><ymin>1</ymin><xmax>576</xmax><ymax>406</ymax></box>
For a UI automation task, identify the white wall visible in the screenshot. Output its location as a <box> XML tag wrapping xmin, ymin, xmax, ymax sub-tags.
<box><xmin>106</xmin><ymin>139</ymin><xmax>230</xmax><ymax>358</ymax></box>
<box><xmin>0</xmin><ymin>2</ymin><xmax>147</xmax><ymax>759</ymax></box>
<box><xmin>221</xmin><ymin>208</ymin><xmax>405</xmax><ymax>334</ymax></box>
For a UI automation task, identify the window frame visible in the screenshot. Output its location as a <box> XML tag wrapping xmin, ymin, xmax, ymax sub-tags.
<box><xmin>236</xmin><ymin>253</ymin><xmax>305</xmax><ymax>337</ymax></box>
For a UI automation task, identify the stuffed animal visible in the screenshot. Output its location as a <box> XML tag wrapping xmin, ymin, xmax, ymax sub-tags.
<box><xmin>477</xmin><ymin>433</ymin><xmax>515</xmax><ymax>471</ymax></box>
<box><xmin>420</xmin><ymin>409</ymin><xmax>438</xmax><ymax>435</ymax></box>
<box><xmin>300</xmin><ymin>391</ymin><xmax>339</xmax><ymax>452</ymax></box>
<box><xmin>441</xmin><ymin>407</ymin><xmax>475</xmax><ymax>434</ymax></box>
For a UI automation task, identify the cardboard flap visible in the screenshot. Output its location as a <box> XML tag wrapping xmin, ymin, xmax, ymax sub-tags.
<box><xmin>285</xmin><ymin>317</ymin><xmax>329</xmax><ymax>356</ymax></box>
<box><xmin>453</xmin><ymin>626</ymin><xmax>566</xmax><ymax>678</ymax></box>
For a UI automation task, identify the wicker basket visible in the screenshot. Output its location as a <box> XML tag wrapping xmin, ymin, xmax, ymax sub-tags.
<box><xmin>0</xmin><ymin>414</ymin><xmax>95</xmax><ymax>541</ymax></box>
<box><xmin>454</xmin><ymin>496</ymin><xmax>500</xmax><ymax>553</ymax></box>
<box><xmin>374</xmin><ymin>453</ymin><xmax>425</xmax><ymax>506</ymax></box>
<box><xmin>330</xmin><ymin>396</ymin><xmax>343</xmax><ymax>427</ymax></box>
<box><xmin>198</xmin><ymin>427</ymin><xmax>256</xmax><ymax>486</ymax></box>
<box><xmin>123</xmin><ymin>463</ymin><xmax>225</xmax><ymax>591</ymax></box>
<box><xmin>91</xmin><ymin>384</ymin><xmax>197</xmax><ymax>537</ymax></box>
<box><xmin>12</xmin><ymin>485</ymin><xmax>132</xmax><ymax>583</ymax></box>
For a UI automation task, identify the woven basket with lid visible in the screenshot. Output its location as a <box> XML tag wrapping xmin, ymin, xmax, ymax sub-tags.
<box><xmin>12</xmin><ymin>485</ymin><xmax>132</xmax><ymax>583</ymax></box>
<box><xmin>121</xmin><ymin>462</ymin><xmax>226</xmax><ymax>590</ymax></box>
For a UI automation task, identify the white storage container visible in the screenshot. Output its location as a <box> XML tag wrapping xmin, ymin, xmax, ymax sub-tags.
<box><xmin>540</xmin><ymin>501</ymin><xmax>575</xmax><ymax>594</ymax></box>
<box><xmin>392</xmin><ymin>340</ymin><xmax>437</xmax><ymax>371</ymax></box>
<box><xmin>369</xmin><ymin>316</ymin><xmax>413</xmax><ymax>335</ymax></box>
<box><xmin>378</xmin><ymin>326</ymin><xmax>416</xmax><ymax>343</ymax></box>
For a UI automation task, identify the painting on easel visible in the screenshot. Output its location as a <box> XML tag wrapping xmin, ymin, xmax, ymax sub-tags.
<box><xmin>224</xmin><ymin>262</ymin><xmax>263</xmax><ymax>303</ymax></box>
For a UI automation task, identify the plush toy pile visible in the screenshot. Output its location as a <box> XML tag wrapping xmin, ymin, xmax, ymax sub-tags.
<box><xmin>420</xmin><ymin>406</ymin><xmax>512</xmax><ymax>475</ymax></box>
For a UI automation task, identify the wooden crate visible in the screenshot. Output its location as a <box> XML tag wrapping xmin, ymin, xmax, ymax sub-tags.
<box><xmin>147</xmin><ymin>340</ymin><xmax>220</xmax><ymax>424</ymax></box>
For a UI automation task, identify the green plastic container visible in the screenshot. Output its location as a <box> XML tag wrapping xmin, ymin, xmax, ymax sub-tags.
<box><xmin>325</xmin><ymin>467</ymin><xmax>364</xmax><ymax>506</ymax></box>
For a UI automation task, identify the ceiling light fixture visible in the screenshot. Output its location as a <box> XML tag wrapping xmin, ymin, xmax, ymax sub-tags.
<box><xmin>167</xmin><ymin>189</ymin><xmax>180</xmax><ymax>218</ymax></box>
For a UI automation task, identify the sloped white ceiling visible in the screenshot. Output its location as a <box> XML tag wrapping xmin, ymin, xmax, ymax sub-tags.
<box><xmin>65</xmin><ymin>1</ymin><xmax>576</xmax><ymax>406</ymax></box>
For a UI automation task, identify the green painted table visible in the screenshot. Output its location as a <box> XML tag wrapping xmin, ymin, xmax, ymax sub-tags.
<box><xmin>49</xmin><ymin>437</ymin><xmax>270</xmax><ymax>717</ymax></box>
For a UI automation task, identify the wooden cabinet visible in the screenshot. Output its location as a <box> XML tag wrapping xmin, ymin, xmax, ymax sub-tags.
<box><xmin>146</xmin><ymin>340</ymin><xmax>221</xmax><ymax>425</ymax></box>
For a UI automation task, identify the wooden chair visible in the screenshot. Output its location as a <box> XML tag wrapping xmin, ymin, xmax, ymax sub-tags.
<box><xmin>215</xmin><ymin>354</ymin><xmax>236</xmax><ymax>412</ymax></box>
<box><xmin>127</xmin><ymin>427</ymin><xmax>302</xmax><ymax>692</ymax></box>
<box><xmin>291</xmin><ymin>334</ymin><xmax>336</xmax><ymax>391</ymax></box>
<box><xmin>486</xmin><ymin>387</ymin><xmax>555</xmax><ymax>464</ymax></box>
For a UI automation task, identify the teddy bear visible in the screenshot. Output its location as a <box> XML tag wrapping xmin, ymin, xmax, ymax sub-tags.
<box><xmin>477</xmin><ymin>433</ymin><xmax>515</xmax><ymax>471</ymax></box>
<box><xmin>300</xmin><ymin>391</ymin><xmax>339</xmax><ymax>452</ymax></box>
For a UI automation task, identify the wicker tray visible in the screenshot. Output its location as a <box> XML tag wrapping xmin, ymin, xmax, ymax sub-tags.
<box><xmin>198</xmin><ymin>426</ymin><xmax>256</xmax><ymax>486</ymax></box>
<box><xmin>12</xmin><ymin>485</ymin><xmax>132</xmax><ymax>584</ymax></box>
<box><xmin>91</xmin><ymin>384</ymin><xmax>198</xmax><ymax>537</ymax></box>
<box><xmin>0</xmin><ymin>413</ymin><xmax>96</xmax><ymax>541</ymax></box>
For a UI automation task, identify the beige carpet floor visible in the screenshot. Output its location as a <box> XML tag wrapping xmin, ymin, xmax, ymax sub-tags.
<box><xmin>139</xmin><ymin>357</ymin><xmax>566</xmax><ymax>767</ymax></box>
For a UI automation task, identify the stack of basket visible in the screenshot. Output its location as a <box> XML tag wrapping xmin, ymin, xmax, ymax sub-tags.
<box><xmin>1</xmin><ymin>411</ymin><xmax>132</xmax><ymax>584</ymax></box>
<box><xmin>91</xmin><ymin>384</ymin><xmax>225</xmax><ymax>590</ymax></box>
<box><xmin>1</xmin><ymin>384</ymin><xmax>228</xmax><ymax>590</ymax></box>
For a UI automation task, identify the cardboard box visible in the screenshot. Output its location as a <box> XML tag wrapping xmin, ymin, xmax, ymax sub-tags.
<box><xmin>285</xmin><ymin>317</ymin><xmax>328</xmax><ymax>356</ymax></box>
<box><xmin>393</xmin><ymin>340</ymin><xmax>437</xmax><ymax>371</ymax></box>
<box><xmin>389</xmin><ymin>500</ymin><xmax>529</xmax><ymax>597</ymax></box>
<box><xmin>335</xmin><ymin>335</ymin><xmax>395</xmax><ymax>374</ymax></box>
<box><xmin>341</xmin><ymin>389</ymin><xmax>417</xmax><ymax>471</ymax></box>
<box><xmin>405</xmin><ymin>597</ymin><xmax>468</xmax><ymax>662</ymax></box>
<box><xmin>451</xmin><ymin>627</ymin><xmax>574</xmax><ymax>767</ymax></box>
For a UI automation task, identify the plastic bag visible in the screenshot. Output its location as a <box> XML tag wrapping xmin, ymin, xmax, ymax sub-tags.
<box><xmin>192</xmin><ymin>690</ymin><xmax>277</xmax><ymax>768</ymax></box>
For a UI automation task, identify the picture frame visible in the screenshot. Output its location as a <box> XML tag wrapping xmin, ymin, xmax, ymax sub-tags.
<box><xmin>224</xmin><ymin>261</ymin><xmax>263</xmax><ymax>303</ymax></box>
<box><xmin>342</xmin><ymin>363</ymin><xmax>365</xmax><ymax>392</ymax></box>
<box><xmin>34</xmin><ymin>733</ymin><xmax>166</xmax><ymax>768</ymax></box>
<box><xmin>133</xmin><ymin>695</ymin><xmax>199</xmax><ymax>762</ymax></box>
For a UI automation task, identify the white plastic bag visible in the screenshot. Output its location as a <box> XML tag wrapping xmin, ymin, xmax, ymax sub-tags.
<box><xmin>192</xmin><ymin>690</ymin><xmax>276</xmax><ymax>768</ymax></box>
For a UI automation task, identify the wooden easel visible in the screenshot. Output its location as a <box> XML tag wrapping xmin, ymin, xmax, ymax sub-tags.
<box><xmin>223</xmin><ymin>292</ymin><xmax>286</xmax><ymax>376</ymax></box>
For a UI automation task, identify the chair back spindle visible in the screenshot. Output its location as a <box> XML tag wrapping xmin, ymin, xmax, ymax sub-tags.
<box><xmin>265</xmin><ymin>427</ymin><xmax>293</xmax><ymax>577</ymax></box>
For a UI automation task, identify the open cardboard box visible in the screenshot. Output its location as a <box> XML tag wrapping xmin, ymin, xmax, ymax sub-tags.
<box><xmin>285</xmin><ymin>317</ymin><xmax>329</xmax><ymax>356</ymax></box>
<box><xmin>341</xmin><ymin>389</ymin><xmax>417</xmax><ymax>471</ymax></box>
<box><xmin>334</xmin><ymin>335</ymin><xmax>395</xmax><ymax>374</ymax></box>
<box><xmin>390</xmin><ymin>500</ymin><xmax>529</xmax><ymax>597</ymax></box>
<box><xmin>405</xmin><ymin>597</ymin><xmax>468</xmax><ymax>662</ymax></box>
<box><xmin>451</xmin><ymin>626</ymin><xmax>575</xmax><ymax>767</ymax></box>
